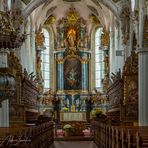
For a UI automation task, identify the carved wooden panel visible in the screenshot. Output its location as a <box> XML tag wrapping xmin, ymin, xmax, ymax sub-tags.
<box><xmin>22</xmin><ymin>77</ymin><xmax>38</xmax><ymax>109</ymax></box>
<box><xmin>107</xmin><ymin>69</ymin><xmax>123</xmax><ymax>111</ymax></box>
<box><xmin>122</xmin><ymin>51</ymin><xmax>138</xmax><ymax>122</ymax></box>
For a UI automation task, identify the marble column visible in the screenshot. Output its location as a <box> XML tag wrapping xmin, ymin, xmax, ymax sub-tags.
<box><xmin>138</xmin><ymin>48</ymin><xmax>148</xmax><ymax>126</ymax></box>
<box><xmin>109</xmin><ymin>30</ymin><xmax>116</xmax><ymax>75</ymax></box>
<box><xmin>0</xmin><ymin>48</ymin><xmax>9</xmax><ymax>68</ymax></box>
<box><xmin>0</xmin><ymin>100</ymin><xmax>9</xmax><ymax>127</ymax></box>
<box><xmin>0</xmin><ymin>107</ymin><xmax>2</xmax><ymax>126</ymax></box>
<box><xmin>82</xmin><ymin>61</ymin><xmax>88</xmax><ymax>92</ymax></box>
<box><xmin>57</xmin><ymin>61</ymin><xmax>64</xmax><ymax>91</ymax></box>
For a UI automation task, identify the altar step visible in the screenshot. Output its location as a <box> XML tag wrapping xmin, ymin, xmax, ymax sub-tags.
<box><xmin>50</xmin><ymin>141</ymin><xmax>98</xmax><ymax>148</ymax></box>
<box><xmin>55</xmin><ymin>136</ymin><xmax>93</xmax><ymax>141</ymax></box>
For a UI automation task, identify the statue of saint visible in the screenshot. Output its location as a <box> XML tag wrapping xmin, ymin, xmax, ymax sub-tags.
<box><xmin>64</xmin><ymin>29</ymin><xmax>77</xmax><ymax>54</ymax></box>
<box><xmin>68</xmin><ymin>33</ymin><xmax>75</xmax><ymax>47</ymax></box>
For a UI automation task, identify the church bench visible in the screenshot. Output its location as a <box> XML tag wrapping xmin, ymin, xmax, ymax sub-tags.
<box><xmin>0</xmin><ymin>121</ymin><xmax>54</xmax><ymax>148</ymax></box>
<box><xmin>136</xmin><ymin>127</ymin><xmax>148</xmax><ymax>148</ymax></box>
<box><xmin>127</xmin><ymin>127</ymin><xmax>140</xmax><ymax>148</ymax></box>
<box><xmin>113</xmin><ymin>126</ymin><xmax>148</xmax><ymax>148</ymax></box>
<box><xmin>93</xmin><ymin>121</ymin><xmax>148</xmax><ymax>148</ymax></box>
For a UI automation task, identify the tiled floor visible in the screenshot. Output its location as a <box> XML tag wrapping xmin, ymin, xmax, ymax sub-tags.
<box><xmin>50</xmin><ymin>141</ymin><xmax>98</xmax><ymax>148</ymax></box>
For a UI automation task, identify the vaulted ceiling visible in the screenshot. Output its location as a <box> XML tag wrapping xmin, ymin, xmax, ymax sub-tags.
<box><xmin>22</xmin><ymin>0</ymin><xmax>122</xmax><ymax>33</ymax></box>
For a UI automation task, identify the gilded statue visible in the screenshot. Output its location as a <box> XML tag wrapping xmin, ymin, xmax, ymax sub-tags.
<box><xmin>35</xmin><ymin>28</ymin><xmax>45</xmax><ymax>47</ymax></box>
<box><xmin>67</xmin><ymin>33</ymin><xmax>75</xmax><ymax>47</ymax></box>
<box><xmin>36</xmin><ymin>55</ymin><xmax>42</xmax><ymax>80</ymax></box>
<box><xmin>64</xmin><ymin>29</ymin><xmax>78</xmax><ymax>54</ymax></box>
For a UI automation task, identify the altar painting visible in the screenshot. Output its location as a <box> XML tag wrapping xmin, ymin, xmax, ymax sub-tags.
<box><xmin>64</xmin><ymin>57</ymin><xmax>81</xmax><ymax>90</ymax></box>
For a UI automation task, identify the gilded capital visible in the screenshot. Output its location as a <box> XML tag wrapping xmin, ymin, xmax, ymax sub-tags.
<box><xmin>81</xmin><ymin>59</ymin><xmax>89</xmax><ymax>64</ymax></box>
<box><xmin>57</xmin><ymin>59</ymin><xmax>63</xmax><ymax>64</ymax></box>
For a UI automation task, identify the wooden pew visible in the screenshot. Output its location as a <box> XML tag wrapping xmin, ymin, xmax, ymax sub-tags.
<box><xmin>0</xmin><ymin>121</ymin><xmax>54</xmax><ymax>148</ymax></box>
<box><xmin>93</xmin><ymin>120</ymin><xmax>148</xmax><ymax>148</ymax></box>
<box><xmin>136</xmin><ymin>127</ymin><xmax>148</xmax><ymax>148</ymax></box>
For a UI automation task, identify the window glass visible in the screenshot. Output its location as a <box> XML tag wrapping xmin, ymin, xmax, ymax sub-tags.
<box><xmin>131</xmin><ymin>0</ymin><xmax>135</xmax><ymax>11</ymax></box>
<box><xmin>95</xmin><ymin>28</ymin><xmax>105</xmax><ymax>88</ymax></box>
<box><xmin>41</xmin><ymin>28</ymin><xmax>50</xmax><ymax>90</ymax></box>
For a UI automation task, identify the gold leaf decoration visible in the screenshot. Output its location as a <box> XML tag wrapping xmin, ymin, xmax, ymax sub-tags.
<box><xmin>44</xmin><ymin>15</ymin><xmax>56</xmax><ymax>25</ymax></box>
<box><xmin>66</xmin><ymin>7</ymin><xmax>79</xmax><ymax>25</ymax></box>
<box><xmin>101</xmin><ymin>29</ymin><xmax>110</xmax><ymax>47</ymax></box>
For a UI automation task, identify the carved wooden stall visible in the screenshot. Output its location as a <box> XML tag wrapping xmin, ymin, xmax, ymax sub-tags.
<box><xmin>21</xmin><ymin>73</ymin><xmax>39</xmax><ymax>123</ymax></box>
<box><xmin>121</xmin><ymin>51</ymin><xmax>138</xmax><ymax>125</ymax></box>
<box><xmin>0</xmin><ymin>121</ymin><xmax>54</xmax><ymax>148</ymax></box>
<box><xmin>106</xmin><ymin>69</ymin><xmax>123</xmax><ymax>125</ymax></box>
<box><xmin>7</xmin><ymin>51</ymin><xmax>24</xmax><ymax>125</ymax></box>
<box><xmin>1</xmin><ymin>51</ymin><xmax>40</xmax><ymax>126</ymax></box>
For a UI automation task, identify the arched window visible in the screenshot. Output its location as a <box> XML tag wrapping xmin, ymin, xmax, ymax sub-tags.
<box><xmin>41</xmin><ymin>28</ymin><xmax>50</xmax><ymax>91</ymax></box>
<box><xmin>95</xmin><ymin>28</ymin><xmax>105</xmax><ymax>88</ymax></box>
<box><xmin>7</xmin><ymin>0</ymin><xmax>11</xmax><ymax>10</ymax></box>
<box><xmin>131</xmin><ymin>0</ymin><xmax>135</xmax><ymax>11</ymax></box>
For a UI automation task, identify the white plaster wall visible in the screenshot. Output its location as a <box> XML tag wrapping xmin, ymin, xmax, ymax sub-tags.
<box><xmin>13</xmin><ymin>1</ymin><xmax>37</xmax><ymax>74</ymax></box>
<box><xmin>0</xmin><ymin>100</ymin><xmax>9</xmax><ymax>127</ymax></box>
<box><xmin>0</xmin><ymin>107</ymin><xmax>2</xmax><ymax>126</ymax></box>
<box><xmin>109</xmin><ymin>24</ymin><xmax>116</xmax><ymax>75</ymax></box>
<box><xmin>20</xmin><ymin>16</ymin><xmax>36</xmax><ymax>74</ymax></box>
<box><xmin>139</xmin><ymin>0</ymin><xmax>145</xmax><ymax>49</ymax></box>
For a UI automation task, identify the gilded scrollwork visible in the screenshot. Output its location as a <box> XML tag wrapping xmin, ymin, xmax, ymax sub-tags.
<box><xmin>89</xmin><ymin>14</ymin><xmax>101</xmax><ymax>25</ymax></box>
<box><xmin>44</xmin><ymin>15</ymin><xmax>56</xmax><ymax>25</ymax></box>
<box><xmin>143</xmin><ymin>17</ymin><xmax>148</xmax><ymax>47</ymax></box>
<box><xmin>57</xmin><ymin>7</ymin><xmax>88</xmax><ymax>50</ymax></box>
<box><xmin>0</xmin><ymin>11</ymin><xmax>15</xmax><ymax>36</ymax></box>
<box><xmin>122</xmin><ymin>51</ymin><xmax>138</xmax><ymax>121</ymax></box>
<box><xmin>101</xmin><ymin>29</ymin><xmax>110</xmax><ymax>47</ymax></box>
<box><xmin>0</xmin><ymin>11</ymin><xmax>25</xmax><ymax>48</ymax></box>
<box><xmin>120</xmin><ymin>7</ymin><xmax>130</xmax><ymax>45</ymax></box>
<box><xmin>8</xmin><ymin>51</ymin><xmax>22</xmax><ymax>74</ymax></box>
<box><xmin>35</xmin><ymin>28</ymin><xmax>45</xmax><ymax>48</ymax></box>
<box><xmin>123</xmin><ymin>51</ymin><xmax>138</xmax><ymax>75</ymax></box>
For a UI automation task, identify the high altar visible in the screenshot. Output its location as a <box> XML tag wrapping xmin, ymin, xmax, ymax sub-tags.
<box><xmin>54</xmin><ymin>7</ymin><xmax>91</xmax><ymax>125</ymax></box>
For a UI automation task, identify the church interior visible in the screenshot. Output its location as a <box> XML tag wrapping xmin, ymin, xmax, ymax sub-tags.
<box><xmin>0</xmin><ymin>0</ymin><xmax>148</xmax><ymax>148</ymax></box>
